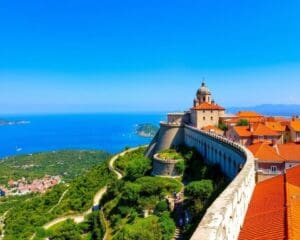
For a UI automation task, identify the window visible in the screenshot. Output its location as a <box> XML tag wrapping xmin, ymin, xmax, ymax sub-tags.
<box><xmin>203</xmin><ymin>110</ymin><xmax>205</xmax><ymax>113</ymax></box>
<box><xmin>211</xmin><ymin>116</ymin><xmax>213</xmax><ymax>120</ymax></box>
<box><xmin>203</xmin><ymin>117</ymin><xmax>206</xmax><ymax>121</ymax></box>
<box><xmin>271</xmin><ymin>166</ymin><xmax>277</xmax><ymax>172</ymax></box>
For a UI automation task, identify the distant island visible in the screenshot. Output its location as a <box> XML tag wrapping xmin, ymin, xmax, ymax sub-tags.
<box><xmin>135</xmin><ymin>123</ymin><xmax>159</xmax><ymax>138</ymax></box>
<box><xmin>0</xmin><ymin>119</ymin><xmax>30</xmax><ymax>126</ymax></box>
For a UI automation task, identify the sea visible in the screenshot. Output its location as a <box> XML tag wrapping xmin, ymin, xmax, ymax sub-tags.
<box><xmin>0</xmin><ymin>113</ymin><xmax>165</xmax><ymax>159</ymax></box>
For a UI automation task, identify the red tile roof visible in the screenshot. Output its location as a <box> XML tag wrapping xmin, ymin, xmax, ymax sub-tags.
<box><xmin>192</xmin><ymin>102</ymin><xmax>225</xmax><ymax>110</ymax></box>
<box><xmin>248</xmin><ymin>142</ymin><xmax>285</xmax><ymax>162</ymax></box>
<box><xmin>265</xmin><ymin>121</ymin><xmax>286</xmax><ymax>132</ymax></box>
<box><xmin>286</xmin><ymin>166</ymin><xmax>300</xmax><ymax>240</ymax></box>
<box><xmin>233</xmin><ymin>123</ymin><xmax>280</xmax><ymax>138</ymax></box>
<box><xmin>236</xmin><ymin>111</ymin><xmax>263</xmax><ymax>118</ymax></box>
<box><xmin>239</xmin><ymin>175</ymin><xmax>286</xmax><ymax>240</ymax></box>
<box><xmin>233</xmin><ymin>126</ymin><xmax>252</xmax><ymax>137</ymax></box>
<box><xmin>278</xmin><ymin>143</ymin><xmax>300</xmax><ymax>161</ymax></box>
<box><xmin>252</xmin><ymin>123</ymin><xmax>281</xmax><ymax>136</ymax></box>
<box><xmin>290</xmin><ymin>120</ymin><xmax>300</xmax><ymax>132</ymax></box>
<box><xmin>239</xmin><ymin>166</ymin><xmax>300</xmax><ymax>240</ymax></box>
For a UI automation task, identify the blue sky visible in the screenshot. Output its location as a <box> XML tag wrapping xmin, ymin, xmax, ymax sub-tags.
<box><xmin>0</xmin><ymin>0</ymin><xmax>300</xmax><ymax>113</ymax></box>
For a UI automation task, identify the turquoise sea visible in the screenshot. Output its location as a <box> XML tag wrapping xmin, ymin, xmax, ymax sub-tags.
<box><xmin>0</xmin><ymin>113</ymin><xmax>165</xmax><ymax>159</ymax></box>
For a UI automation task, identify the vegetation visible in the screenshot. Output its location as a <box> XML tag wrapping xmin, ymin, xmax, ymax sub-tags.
<box><xmin>135</xmin><ymin>123</ymin><xmax>159</xmax><ymax>138</ymax></box>
<box><xmin>2</xmin><ymin>161</ymin><xmax>116</xmax><ymax>239</ymax></box>
<box><xmin>157</xmin><ymin>149</ymin><xmax>184</xmax><ymax>160</ymax></box>
<box><xmin>236</xmin><ymin>119</ymin><xmax>249</xmax><ymax>126</ymax></box>
<box><xmin>0</xmin><ymin>150</ymin><xmax>111</xmax><ymax>184</ymax></box>
<box><xmin>114</xmin><ymin>147</ymin><xmax>151</xmax><ymax>181</ymax></box>
<box><xmin>185</xmin><ymin>180</ymin><xmax>214</xmax><ymax>201</ymax></box>
<box><xmin>101</xmin><ymin>148</ymin><xmax>181</xmax><ymax>239</ymax></box>
<box><xmin>42</xmin><ymin>211</ymin><xmax>105</xmax><ymax>240</ymax></box>
<box><xmin>218</xmin><ymin>122</ymin><xmax>228</xmax><ymax>131</ymax></box>
<box><xmin>0</xmin><ymin>145</ymin><xmax>229</xmax><ymax>240</ymax></box>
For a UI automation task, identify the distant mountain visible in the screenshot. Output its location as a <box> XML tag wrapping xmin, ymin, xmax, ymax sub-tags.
<box><xmin>0</xmin><ymin>119</ymin><xmax>30</xmax><ymax>126</ymax></box>
<box><xmin>227</xmin><ymin>104</ymin><xmax>300</xmax><ymax>117</ymax></box>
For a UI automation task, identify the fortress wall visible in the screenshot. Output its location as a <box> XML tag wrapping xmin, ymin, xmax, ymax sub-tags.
<box><xmin>154</xmin><ymin>122</ymin><xmax>185</xmax><ymax>153</ymax></box>
<box><xmin>184</xmin><ymin>125</ymin><xmax>255</xmax><ymax>240</ymax></box>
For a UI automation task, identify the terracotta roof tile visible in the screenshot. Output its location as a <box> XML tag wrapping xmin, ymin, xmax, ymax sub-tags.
<box><xmin>233</xmin><ymin>126</ymin><xmax>252</xmax><ymax>137</ymax></box>
<box><xmin>286</xmin><ymin>166</ymin><xmax>300</xmax><ymax>240</ymax></box>
<box><xmin>192</xmin><ymin>102</ymin><xmax>225</xmax><ymax>110</ymax></box>
<box><xmin>233</xmin><ymin>123</ymin><xmax>280</xmax><ymax>138</ymax></box>
<box><xmin>278</xmin><ymin>143</ymin><xmax>300</xmax><ymax>161</ymax></box>
<box><xmin>252</xmin><ymin>123</ymin><xmax>280</xmax><ymax>136</ymax></box>
<box><xmin>290</xmin><ymin>120</ymin><xmax>300</xmax><ymax>132</ymax></box>
<box><xmin>265</xmin><ymin>121</ymin><xmax>286</xmax><ymax>132</ymax></box>
<box><xmin>239</xmin><ymin>166</ymin><xmax>300</xmax><ymax>240</ymax></box>
<box><xmin>239</xmin><ymin>175</ymin><xmax>286</xmax><ymax>240</ymax></box>
<box><xmin>236</xmin><ymin>111</ymin><xmax>263</xmax><ymax>118</ymax></box>
<box><xmin>248</xmin><ymin>142</ymin><xmax>285</xmax><ymax>162</ymax></box>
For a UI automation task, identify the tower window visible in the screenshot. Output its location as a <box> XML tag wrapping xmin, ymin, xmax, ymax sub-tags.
<box><xmin>203</xmin><ymin>97</ymin><xmax>205</xmax><ymax>102</ymax></box>
<box><xmin>203</xmin><ymin>117</ymin><xmax>206</xmax><ymax>121</ymax></box>
<box><xmin>211</xmin><ymin>117</ymin><xmax>213</xmax><ymax>120</ymax></box>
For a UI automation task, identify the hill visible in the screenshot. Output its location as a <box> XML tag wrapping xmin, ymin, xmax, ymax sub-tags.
<box><xmin>135</xmin><ymin>123</ymin><xmax>159</xmax><ymax>138</ymax></box>
<box><xmin>0</xmin><ymin>150</ymin><xmax>112</xmax><ymax>185</ymax></box>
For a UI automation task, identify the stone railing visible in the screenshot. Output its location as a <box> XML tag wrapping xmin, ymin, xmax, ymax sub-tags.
<box><xmin>184</xmin><ymin>125</ymin><xmax>256</xmax><ymax>240</ymax></box>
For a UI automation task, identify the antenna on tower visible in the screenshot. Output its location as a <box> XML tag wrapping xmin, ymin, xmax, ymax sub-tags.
<box><xmin>201</xmin><ymin>77</ymin><xmax>206</xmax><ymax>86</ymax></box>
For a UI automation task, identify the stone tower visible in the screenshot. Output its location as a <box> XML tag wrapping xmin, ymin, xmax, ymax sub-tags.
<box><xmin>191</xmin><ymin>81</ymin><xmax>225</xmax><ymax>129</ymax></box>
<box><xmin>194</xmin><ymin>81</ymin><xmax>212</xmax><ymax>107</ymax></box>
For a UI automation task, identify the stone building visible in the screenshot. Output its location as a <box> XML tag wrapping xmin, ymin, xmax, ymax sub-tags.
<box><xmin>191</xmin><ymin>82</ymin><xmax>225</xmax><ymax>129</ymax></box>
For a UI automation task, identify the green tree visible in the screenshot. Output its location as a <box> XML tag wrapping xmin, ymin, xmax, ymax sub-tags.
<box><xmin>236</xmin><ymin>119</ymin><xmax>249</xmax><ymax>126</ymax></box>
<box><xmin>218</xmin><ymin>122</ymin><xmax>228</xmax><ymax>131</ymax></box>
<box><xmin>122</xmin><ymin>182</ymin><xmax>142</xmax><ymax>203</ymax></box>
<box><xmin>185</xmin><ymin>180</ymin><xmax>214</xmax><ymax>201</ymax></box>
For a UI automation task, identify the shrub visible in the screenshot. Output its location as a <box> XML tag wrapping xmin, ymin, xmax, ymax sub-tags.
<box><xmin>155</xmin><ymin>200</ymin><xmax>169</xmax><ymax>213</ymax></box>
<box><xmin>185</xmin><ymin>180</ymin><xmax>214</xmax><ymax>201</ymax></box>
<box><xmin>175</xmin><ymin>160</ymin><xmax>185</xmax><ymax>175</ymax></box>
<box><xmin>159</xmin><ymin>212</ymin><xmax>176</xmax><ymax>240</ymax></box>
<box><xmin>236</xmin><ymin>119</ymin><xmax>249</xmax><ymax>126</ymax></box>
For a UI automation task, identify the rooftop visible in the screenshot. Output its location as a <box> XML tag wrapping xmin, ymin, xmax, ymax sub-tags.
<box><xmin>248</xmin><ymin>141</ymin><xmax>300</xmax><ymax>162</ymax></box>
<box><xmin>239</xmin><ymin>166</ymin><xmax>300</xmax><ymax>240</ymax></box>
<box><xmin>192</xmin><ymin>102</ymin><xmax>225</xmax><ymax>111</ymax></box>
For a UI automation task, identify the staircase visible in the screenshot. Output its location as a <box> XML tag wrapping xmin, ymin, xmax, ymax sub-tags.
<box><xmin>173</xmin><ymin>228</ymin><xmax>183</xmax><ymax>240</ymax></box>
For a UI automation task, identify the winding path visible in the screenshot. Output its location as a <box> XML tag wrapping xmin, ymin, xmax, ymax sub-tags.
<box><xmin>43</xmin><ymin>186</ymin><xmax>107</xmax><ymax>230</ymax></box>
<box><xmin>41</xmin><ymin>146</ymin><xmax>145</xmax><ymax>231</ymax></box>
<box><xmin>47</xmin><ymin>188</ymin><xmax>69</xmax><ymax>214</ymax></box>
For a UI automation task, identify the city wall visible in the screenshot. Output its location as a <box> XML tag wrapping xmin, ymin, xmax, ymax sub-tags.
<box><xmin>147</xmin><ymin>123</ymin><xmax>256</xmax><ymax>240</ymax></box>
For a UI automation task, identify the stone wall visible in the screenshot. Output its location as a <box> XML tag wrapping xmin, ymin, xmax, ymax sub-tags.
<box><xmin>154</xmin><ymin>122</ymin><xmax>185</xmax><ymax>153</ymax></box>
<box><xmin>184</xmin><ymin>125</ymin><xmax>255</xmax><ymax>240</ymax></box>
<box><xmin>151</xmin><ymin>154</ymin><xmax>180</xmax><ymax>176</ymax></box>
<box><xmin>147</xmin><ymin>124</ymin><xmax>256</xmax><ymax>240</ymax></box>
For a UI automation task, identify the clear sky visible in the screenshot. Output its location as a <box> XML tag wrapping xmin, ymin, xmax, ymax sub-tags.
<box><xmin>0</xmin><ymin>0</ymin><xmax>300</xmax><ymax>114</ymax></box>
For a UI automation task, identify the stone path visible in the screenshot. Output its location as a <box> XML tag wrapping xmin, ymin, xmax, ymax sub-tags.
<box><xmin>47</xmin><ymin>188</ymin><xmax>69</xmax><ymax>214</ymax></box>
